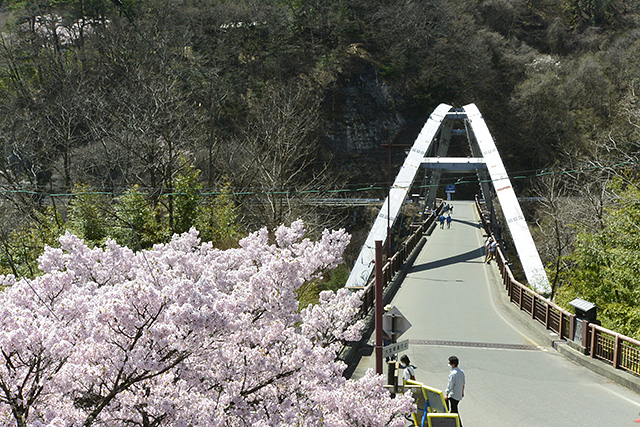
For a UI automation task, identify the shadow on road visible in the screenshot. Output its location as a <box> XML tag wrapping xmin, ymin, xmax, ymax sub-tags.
<box><xmin>450</xmin><ymin>218</ymin><xmax>484</xmax><ymax>229</ymax></box>
<box><xmin>409</xmin><ymin>247</ymin><xmax>484</xmax><ymax>273</ymax></box>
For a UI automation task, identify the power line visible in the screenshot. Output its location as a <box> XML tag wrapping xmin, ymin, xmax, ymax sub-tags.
<box><xmin>0</xmin><ymin>160</ymin><xmax>635</xmax><ymax>199</ymax></box>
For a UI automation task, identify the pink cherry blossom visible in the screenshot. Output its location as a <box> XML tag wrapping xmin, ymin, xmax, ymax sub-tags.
<box><xmin>0</xmin><ymin>223</ymin><xmax>413</xmax><ymax>426</ymax></box>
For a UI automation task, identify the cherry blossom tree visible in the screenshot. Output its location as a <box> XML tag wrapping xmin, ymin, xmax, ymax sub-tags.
<box><xmin>0</xmin><ymin>221</ymin><xmax>414</xmax><ymax>426</ymax></box>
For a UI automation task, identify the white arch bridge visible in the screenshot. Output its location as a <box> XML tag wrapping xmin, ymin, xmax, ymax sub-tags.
<box><xmin>346</xmin><ymin>103</ymin><xmax>550</xmax><ymax>294</ymax></box>
<box><xmin>344</xmin><ymin>104</ymin><xmax>640</xmax><ymax>426</ymax></box>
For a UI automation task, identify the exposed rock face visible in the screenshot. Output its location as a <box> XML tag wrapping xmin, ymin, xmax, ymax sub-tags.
<box><xmin>322</xmin><ymin>65</ymin><xmax>407</xmax><ymax>153</ymax></box>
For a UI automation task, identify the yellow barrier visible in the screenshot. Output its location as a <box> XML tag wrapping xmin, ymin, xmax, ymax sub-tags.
<box><xmin>404</xmin><ymin>380</ymin><xmax>449</xmax><ymax>426</ymax></box>
<box><xmin>426</xmin><ymin>413</ymin><xmax>461</xmax><ymax>427</ymax></box>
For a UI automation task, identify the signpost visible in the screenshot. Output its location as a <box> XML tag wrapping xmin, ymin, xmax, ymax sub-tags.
<box><xmin>383</xmin><ymin>339</ymin><xmax>409</xmax><ymax>359</ymax></box>
<box><xmin>445</xmin><ymin>184</ymin><xmax>456</xmax><ymax>201</ymax></box>
<box><xmin>382</xmin><ymin>306</ymin><xmax>412</xmax><ymax>341</ymax></box>
<box><xmin>381</xmin><ymin>306</ymin><xmax>412</xmax><ymax>395</ymax></box>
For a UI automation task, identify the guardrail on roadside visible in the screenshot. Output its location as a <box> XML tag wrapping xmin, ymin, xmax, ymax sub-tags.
<box><xmin>341</xmin><ymin>202</ymin><xmax>443</xmax><ymax>376</ymax></box>
<box><xmin>353</xmin><ymin>201</ymin><xmax>443</xmax><ymax>318</ymax></box>
<box><xmin>588</xmin><ymin>323</ymin><xmax>640</xmax><ymax>374</ymax></box>
<box><xmin>475</xmin><ymin>196</ymin><xmax>640</xmax><ymax>377</ymax></box>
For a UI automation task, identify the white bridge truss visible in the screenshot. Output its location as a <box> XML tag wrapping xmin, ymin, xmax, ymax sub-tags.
<box><xmin>345</xmin><ymin>103</ymin><xmax>551</xmax><ymax>294</ymax></box>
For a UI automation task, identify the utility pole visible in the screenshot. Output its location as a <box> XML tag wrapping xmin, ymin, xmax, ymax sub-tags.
<box><xmin>387</xmin><ymin>142</ymin><xmax>391</xmax><ymax>259</ymax></box>
<box><xmin>375</xmin><ymin>240</ymin><xmax>383</xmax><ymax>375</ymax></box>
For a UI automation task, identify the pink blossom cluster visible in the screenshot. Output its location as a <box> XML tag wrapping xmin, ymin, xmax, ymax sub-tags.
<box><xmin>0</xmin><ymin>220</ymin><xmax>413</xmax><ymax>426</ymax></box>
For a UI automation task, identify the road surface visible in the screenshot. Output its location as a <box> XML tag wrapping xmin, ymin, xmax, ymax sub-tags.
<box><xmin>352</xmin><ymin>200</ymin><xmax>640</xmax><ymax>426</ymax></box>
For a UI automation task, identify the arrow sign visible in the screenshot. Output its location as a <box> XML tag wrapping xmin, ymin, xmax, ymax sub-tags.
<box><xmin>383</xmin><ymin>339</ymin><xmax>409</xmax><ymax>359</ymax></box>
<box><xmin>383</xmin><ymin>306</ymin><xmax>412</xmax><ymax>339</ymax></box>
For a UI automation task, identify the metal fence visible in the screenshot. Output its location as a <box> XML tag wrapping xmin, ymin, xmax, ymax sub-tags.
<box><xmin>357</xmin><ymin>203</ymin><xmax>442</xmax><ymax>317</ymax></box>
<box><xmin>588</xmin><ymin>323</ymin><xmax>640</xmax><ymax>375</ymax></box>
<box><xmin>475</xmin><ymin>196</ymin><xmax>640</xmax><ymax>377</ymax></box>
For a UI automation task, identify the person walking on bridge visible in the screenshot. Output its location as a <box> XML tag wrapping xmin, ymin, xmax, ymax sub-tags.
<box><xmin>439</xmin><ymin>213</ymin><xmax>445</xmax><ymax>229</ymax></box>
<box><xmin>445</xmin><ymin>356</ymin><xmax>465</xmax><ymax>422</ymax></box>
<box><xmin>486</xmin><ymin>238</ymin><xmax>497</xmax><ymax>263</ymax></box>
<box><xmin>446</xmin><ymin>214</ymin><xmax>452</xmax><ymax>229</ymax></box>
<box><xmin>400</xmin><ymin>355</ymin><xmax>416</xmax><ymax>384</ymax></box>
<box><xmin>483</xmin><ymin>236</ymin><xmax>492</xmax><ymax>260</ymax></box>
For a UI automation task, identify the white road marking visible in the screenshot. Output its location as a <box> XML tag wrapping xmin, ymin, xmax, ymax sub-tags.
<box><xmin>598</xmin><ymin>386</ymin><xmax>640</xmax><ymax>408</ymax></box>
<box><xmin>473</xmin><ymin>209</ymin><xmax>542</xmax><ymax>347</ymax></box>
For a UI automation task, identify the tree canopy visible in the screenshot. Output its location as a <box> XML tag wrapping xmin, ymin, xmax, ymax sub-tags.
<box><xmin>1</xmin><ymin>0</ymin><xmax>640</xmax><ymax>386</ymax></box>
<box><xmin>554</xmin><ymin>178</ymin><xmax>640</xmax><ymax>339</ymax></box>
<box><xmin>0</xmin><ymin>221</ymin><xmax>414</xmax><ymax>426</ymax></box>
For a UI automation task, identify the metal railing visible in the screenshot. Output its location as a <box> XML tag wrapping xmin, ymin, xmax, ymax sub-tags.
<box><xmin>356</xmin><ymin>203</ymin><xmax>442</xmax><ymax>317</ymax></box>
<box><xmin>475</xmin><ymin>196</ymin><xmax>640</xmax><ymax>376</ymax></box>
<box><xmin>588</xmin><ymin>323</ymin><xmax>640</xmax><ymax>375</ymax></box>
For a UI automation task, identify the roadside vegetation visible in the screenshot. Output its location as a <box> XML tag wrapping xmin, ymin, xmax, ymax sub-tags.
<box><xmin>1</xmin><ymin>0</ymin><xmax>640</xmax><ymax>344</ymax></box>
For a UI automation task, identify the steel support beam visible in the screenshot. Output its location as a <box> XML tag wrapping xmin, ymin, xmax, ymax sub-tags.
<box><xmin>422</xmin><ymin>157</ymin><xmax>486</xmax><ymax>171</ymax></box>
<box><xmin>463</xmin><ymin>103</ymin><xmax>550</xmax><ymax>293</ymax></box>
<box><xmin>425</xmin><ymin>119</ymin><xmax>454</xmax><ymax>210</ymax></box>
<box><xmin>346</xmin><ymin>103</ymin><xmax>550</xmax><ymax>294</ymax></box>
<box><xmin>345</xmin><ymin>103</ymin><xmax>453</xmax><ymax>288</ymax></box>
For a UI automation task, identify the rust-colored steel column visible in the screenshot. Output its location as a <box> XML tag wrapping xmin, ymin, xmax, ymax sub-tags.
<box><xmin>375</xmin><ymin>240</ymin><xmax>384</xmax><ymax>375</ymax></box>
<box><xmin>613</xmin><ymin>334</ymin><xmax>621</xmax><ymax>369</ymax></box>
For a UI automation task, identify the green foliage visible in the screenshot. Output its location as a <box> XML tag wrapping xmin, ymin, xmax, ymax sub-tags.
<box><xmin>77</xmin><ymin>174</ymin><xmax>244</xmax><ymax>251</ymax></box>
<box><xmin>195</xmin><ymin>181</ymin><xmax>243</xmax><ymax>249</ymax></box>
<box><xmin>173</xmin><ymin>162</ymin><xmax>202</xmax><ymax>235</ymax></box>
<box><xmin>0</xmin><ymin>206</ymin><xmax>64</xmax><ymax>278</ymax></box>
<box><xmin>67</xmin><ymin>184</ymin><xmax>109</xmax><ymax>244</ymax></box>
<box><xmin>564</xmin><ymin>0</ymin><xmax>616</xmax><ymax>27</ymax></box>
<box><xmin>62</xmin><ymin>162</ymin><xmax>246</xmax><ymax>250</ymax></box>
<box><xmin>556</xmin><ymin>178</ymin><xmax>640</xmax><ymax>339</ymax></box>
<box><xmin>1</xmin><ymin>0</ymin><xmax>640</xmax><ymax>327</ymax></box>
<box><xmin>321</xmin><ymin>263</ymin><xmax>349</xmax><ymax>292</ymax></box>
<box><xmin>172</xmin><ymin>165</ymin><xmax>244</xmax><ymax>248</ymax></box>
<box><xmin>297</xmin><ymin>263</ymin><xmax>349</xmax><ymax>308</ymax></box>
<box><xmin>510</xmin><ymin>52</ymin><xmax>616</xmax><ymax>169</ymax></box>
<box><xmin>0</xmin><ymin>175</ymin><xmax>245</xmax><ymax>273</ymax></box>
<box><xmin>111</xmin><ymin>186</ymin><xmax>165</xmax><ymax>250</ymax></box>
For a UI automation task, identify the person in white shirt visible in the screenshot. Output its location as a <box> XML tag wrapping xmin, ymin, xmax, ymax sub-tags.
<box><xmin>484</xmin><ymin>236</ymin><xmax>492</xmax><ymax>256</ymax></box>
<box><xmin>445</xmin><ymin>355</ymin><xmax>465</xmax><ymax>419</ymax></box>
<box><xmin>400</xmin><ymin>355</ymin><xmax>416</xmax><ymax>383</ymax></box>
<box><xmin>486</xmin><ymin>239</ymin><xmax>497</xmax><ymax>263</ymax></box>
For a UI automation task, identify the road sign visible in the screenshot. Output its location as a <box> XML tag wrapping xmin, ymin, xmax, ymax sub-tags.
<box><xmin>383</xmin><ymin>339</ymin><xmax>409</xmax><ymax>359</ymax></box>
<box><xmin>383</xmin><ymin>306</ymin><xmax>412</xmax><ymax>339</ymax></box>
<box><xmin>445</xmin><ymin>184</ymin><xmax>456</xmax><ymax>193</ymax></box>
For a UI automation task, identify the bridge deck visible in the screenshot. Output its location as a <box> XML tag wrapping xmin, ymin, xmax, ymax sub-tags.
<box><xmin>352</xmin><ymin>201</ymin><xmax>640</xmax><ymax>426</ymax></box>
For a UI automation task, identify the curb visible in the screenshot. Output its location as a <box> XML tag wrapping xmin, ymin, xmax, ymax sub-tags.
<box><xmin>486</xmin><ymin>261</ymin><xmax>640</xmax><ymax>395</ymax></box>
<box><xmin>342</xmin><ymin>224</ymin><xmax>436</xmax><ymax>378</ymax></box>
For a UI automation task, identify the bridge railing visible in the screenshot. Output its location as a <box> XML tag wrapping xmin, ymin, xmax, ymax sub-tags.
<box><xmin>357</xmin><ymin>203</ymin><xmax>442</xmax><ymax>317</ymax></box>
<box><xmin>475</xmin><ymin>196</ymin><xmax>640</xmax><ymax>377</ymax></box>
<box><xmin>494</xmin><ymin>240</ymin><xmax>574</xmax><ymax>341</ymax></box>
<box><xmin>588</xmin><ymin>323</ymin><xmax>640</xmax><ymax>375</ymax></box>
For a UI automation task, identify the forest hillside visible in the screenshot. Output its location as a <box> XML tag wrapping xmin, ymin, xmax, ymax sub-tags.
<box><xmin>1</xmin><ymin>0</ymin><xmax>640</xmax><ymax>336</ymax></box>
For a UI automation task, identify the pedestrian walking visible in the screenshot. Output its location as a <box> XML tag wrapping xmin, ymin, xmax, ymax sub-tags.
<box><xmin>439</xmin><ymin>214</ymin><xmax>445</xmax><ymax>229</ymax></box>
<box><xmin>446</xmin><ymin>214</ymin><xmax>452</xmax><ymax>229</ymax></box>
<box><xmin>445</xmin><ymin>356</ymin><xmax>465</xmax><ymax>422</ymax></box>
<box><xmin>400</xmin><ymin>355</ymin><xmax>416</xmax><ymax>384</ymax></box>
<box><xmin>486</xmin><ymin>239</ymin><xmax>497</xmax><ymax>263</ymax></box>
<box><xmin>484</xmin><ymin>236</ymin><xmax>492</xmax><ymax>257</ymax></box>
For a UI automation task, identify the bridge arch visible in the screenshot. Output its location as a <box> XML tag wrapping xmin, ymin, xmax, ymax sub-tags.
<box><xmin>345</xmin><ymin>103</ymin><xmax>550</xmax><ymax>294</ymax></box>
